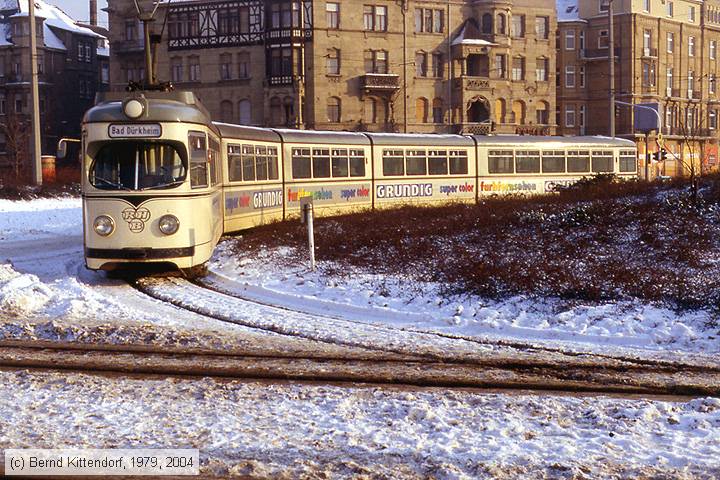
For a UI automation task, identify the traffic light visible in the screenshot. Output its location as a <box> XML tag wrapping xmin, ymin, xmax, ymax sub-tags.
<box><xmin>652</xmin><ymin>149</ymin><xmax>668</xmax><ymax>161</ymax></box>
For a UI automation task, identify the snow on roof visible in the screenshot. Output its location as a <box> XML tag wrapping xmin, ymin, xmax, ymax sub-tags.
<box><xmin>451</xmin><ymin>21</ymin><xmax>496</xmax><ymax>47</ymax></box>
<box><xmin>43</xmin><ymin>22</ymin><xmax>65</xmax><ymax>50</ymax></box>
<box><xmin>556</xmin><ymin>0</ymin><xmax>585</xmax><ymax>23</ymax></box>
<box><xmin>11</xmin><ymin>0</ymin><xmax>104</xmax><ymax>39</ymax></box>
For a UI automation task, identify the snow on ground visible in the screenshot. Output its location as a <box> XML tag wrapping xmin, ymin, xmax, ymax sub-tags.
<box><xmin>1</xmin><ymin>369</ymin><xmax>718</xmax><ymax>479</ymax></box>
<box><xmin>210</xmin><ymin>241</ymin><xmax>720</xmax><ymax>359</ymax></box>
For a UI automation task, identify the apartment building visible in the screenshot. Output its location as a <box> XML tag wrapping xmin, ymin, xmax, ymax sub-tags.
<box><xmin>107</xmin><ymin>0</ymin><xmax>557</xmax><ymax>135</ymax></box>
<box><xmin>0</xmin><ymin>0</ymin><xmax>109</xmax><ymax>169</ymax></box>
<box><xmin>557</xmin><ymin>0</ymin><xmax>719</xmax><ymax>176</ymax></box>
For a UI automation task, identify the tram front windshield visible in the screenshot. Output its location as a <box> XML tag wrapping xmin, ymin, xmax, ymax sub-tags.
<box><xmin>90</xmin><ymin>141</ymin><xmax>187</xmax><ymax>190</ymax></box>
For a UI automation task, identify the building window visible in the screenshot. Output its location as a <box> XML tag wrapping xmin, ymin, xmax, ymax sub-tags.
<box><xmin>688</xmin><ymin>70</ymin><xmax>695</xmax><ymax>97</ymax></box>
<box><xmin>536</xmin><ymin>101</ymin><xmax>549</xmax><ymax>124</ymax></box>
<box><xmin>643</xmin><ymin>29</ymin><xmax>651</xmax><ymax>50</ymax></box>
<box><xmin>327</xmin><ymin>97</ymin><xmax>341</xmax><ymax>122</ymax></box>
<box><xmin>565</xmin><ymin>30</ymin><xmax>575</xmax><ymax>50</ymax></box>
<box><xmin>711</xmin><ymin>41</ymin><xmax>717</xmax><ymax>60</ymax></box>
<box><xmin>580</xmin><ymin>105</ymin><xmax>586</xmax><ymax>130</ymax></box>
<box><xmin>666</xmin><ymin>67</ymin><xmax>674</xmax><ymax>95</ymax></box>
<box><xmin>511</xmin><ymin>15</ymin><xmax>524</xmax><ymax>38</ymax></box>
<box><xmin>535</xmin><ymin>57</ymin><xmax>548</xmax><ymax>82</ymax></box>
<box><xmin>188</xmin><ymin>57</ymin><xmax>200</xmax><ymax>82</ymax></box>
<box><xmin>415</xmin><ymin>52</ymin><xmax>427</xmax><ymax>77</ymax></box>
<box><xmin>364</xmin><ymin>5</ymin><xmax>387</xmax><ymax>31</ymax></box>
<box><xmin>432</xmin><ymin>98</ymin><xmax>443</xmax><ymax>123</ymax></box>
<box><xmin>642</xmin><ymin>62</ymin><xmax>656</xmax><ymax>87</ymax></box>
<box><xmin>579</xmin><ymin>31</ymin><xmax>585</xmax><ymax>49</ymax></box>
<box><xmin>326</xmin><ymin>3</ymin><xmax>339</xmax><ymax>29</ymax></box>
<box><xmin>511</xmin><ymin>57</ymin><xmax>524</xmax><ymax>81</ymax></box>
<box><xmin>238</xmin><ymin>99</ymin><xmax>251</xmax><ymax>124</ymax></box>
<box><xmin>220</xmin><ymin>54</ymin><xmax>232</xmax><ymax>80</ymax></box>
<box><xmin>579</xmin><ymin>66</ymin><xmax>585</xmax><ymax>87</ymax></box>
<box><xmin>125</xmin><ymin>20</ymin><xmax>137</xmax><ymax>41</ymax></box>
<box><xmin>415</xmin><ymin>8</ymin><xmax>444</xmax><ymax>33</ymax></box>
<box><xmin>667</xmin><ymin>32</ymin><xmax>674</xmax><ymax>53</ymax></box>
<box><xmin>689</xmin><ymin>6</ymin><xmax>696</xmax><ymax>22</ymax></box>
<box><xmin>710</xmin><ymin>75</ymin><xmax>717</xmax><ymax>95</ymax></box>
<box><xmin>667</xmin><ymin>1</ymin><xmax>673</xmax><ymax>17</ymax></box>
<box><xmin>710</xmin><ymin>110</ymin><xmax>718</xmax><ymax>130</ymax></box>
<box><xmin>497</xmin><ymin>13</ymin><xmax>506</xmax><ymax>35</ymax></box>
<box><xmin>415</xmin><ymin>97</ymin><xmax>428</xmax><ymax>123</ymax></box>
<box><xmin>171</xmin><ymin>58</ymin><xmax>183</xmax><ymax>82</ymax></box>
<box><xmin>101</xmin><ymin>63</ymin><xmax>109</xmax><ymax>84</ymax></box>
<box><xmin>238</xmin><ymin>52</ymin><xmax>250</xmax><ymax>78</ymax></box>
<box><xmin>689</xmin><ymin>36</ymin><xmax>695</xmax><ymax>56</ymax></box>
<box><xmin>495</xmin><ymin>54</ymin><xmax>506</xmax><ymax>79</ymax></box>
<box><xmin>643</xmin><ymin>0</ymin><xmax>650</xmax><ymax>12</ymax></box>
<box><xmin>565</xmin><ymin>106</ymin><xmax>576</xmax><ymax>127</ymax></box>
<box><xmin>326</xmin><ymin>48</ymin><xmax>340</xmax><ymax>75</ymax></box>
<box><xmin>565</xmin><ymin>65</ymin><xmax>576</xmax><ymax>87</ymax></box>
<box><xmin>599</xmin><ymin>0</ymin><xmax>609</xmax><ymax>13</ymax></box>
<box><xmin>15</xmin><ymin>98</ymin><xmax>22</xmax><ymax>113</ymax></box>
<box><xmin>432</xmin><ymin>53</ymin><xmax>444</xmax><ymax>78</ymax></box>
<box><xmin>365</xmin><ymin>49</ymin><xmax>388</xmax><ymax>74</ymax></box>
<box><xmin>535</xmin><ymin>16</ymin><xmax>549</xmax><ymax>39</ymax></box>
<box><xmin>598</xmin><ymin>30</ymin><xmax>609</xmax><ymax>49</ymax></box>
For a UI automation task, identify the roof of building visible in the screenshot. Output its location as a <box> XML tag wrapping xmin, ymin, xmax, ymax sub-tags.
<box><xmin>451</xmin><ymin>19</ymin><xmax>496</xmax><ymax>47</ymax></box>
<box><xmin>556</xmin><ymin>0</ymin><xmax>585</xmax><ymax>23</ymax></box>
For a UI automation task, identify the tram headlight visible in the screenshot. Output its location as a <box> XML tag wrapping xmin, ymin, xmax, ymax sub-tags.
<box><xmin>158</xmin><ymin>215</ymin><xmax>180</xmax><ymax>235</ymax></box>
<box><xmin>93</xmin><ymin>215</ymin><xmax>115</xmax><ymax>236</ymax></box>
<box><xmin>123</xmin><ymin>98</ymin><xmax>145</xmax><ymax>119</ymax></box>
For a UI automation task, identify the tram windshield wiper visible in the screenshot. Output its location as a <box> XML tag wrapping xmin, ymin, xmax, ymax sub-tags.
<box><xmin>93</xmin><ymin>176</ymin><xmax>132</xmax><ymax>190</ymax></box>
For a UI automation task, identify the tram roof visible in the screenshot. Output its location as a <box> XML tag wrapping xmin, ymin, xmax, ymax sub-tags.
<box><xmin>214</xmin><ymin>123</ymin><xmax>283</xmax><ymax>143</ymax></box>
<box><xmin>470</xmin><ymin>135</ymin><xmax>637</xmax><ymax>148</ymax></box>
<box><xmin>365</xmin><ymin>132</ymin><xmax>474</xmax><ymax>147</ymax></box>
<box><xmin>272</xmin><ymin>128</ymin><xmax>372</xmax><ymax>145</ymax></box>
<box><xmin>84</xmin><ymin>91</ymin><xmax>213</xmax><ymax>128</ymax></box>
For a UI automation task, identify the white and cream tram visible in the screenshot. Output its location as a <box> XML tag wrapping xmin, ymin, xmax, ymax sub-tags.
<box><xmin>80</xmin><ymin>89</ymin><xmax>637</xmax><ymax>274</ymax></box>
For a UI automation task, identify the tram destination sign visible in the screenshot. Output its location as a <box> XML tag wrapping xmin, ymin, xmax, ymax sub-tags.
<box><xmin>108</xmin><ymin>123</ymin><xmax>162</xmax><ymax>138</ymax></box>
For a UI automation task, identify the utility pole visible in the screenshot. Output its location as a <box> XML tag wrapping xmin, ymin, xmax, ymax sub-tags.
<box><xmin>608</xmin><ymin>0</ymin><xmax>616</xmax><ymax>138</ymax></box>
<box><xmin>29</xmin><ymin>0</ymin><xmax>43</xmax><ymax>185</ymax></box>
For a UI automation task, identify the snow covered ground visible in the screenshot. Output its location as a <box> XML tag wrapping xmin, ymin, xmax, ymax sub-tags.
<box><xmin>1</xmin><ymin>369</ymin><xmax>719</xmax><ymax>479</ymax></box>
<box><xmin>1</xmin><ymin>197</ymin><xmax>720</xmax><ymax>478</ymax></box>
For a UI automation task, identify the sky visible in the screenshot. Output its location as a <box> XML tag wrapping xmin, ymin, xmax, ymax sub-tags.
<box><xmin>50</xmin><ymin>0</ymin><xmax>109</xmax><ymax>27</ymax></box>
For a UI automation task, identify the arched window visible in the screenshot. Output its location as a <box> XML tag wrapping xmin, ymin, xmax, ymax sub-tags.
<box><xmin>416</xmin><ymin>97</ymin><xmax>429</xmax><ymax>123</ymax></box>
<box><xmin>365</xmin><ymin>97</ymin><xmax>377</xmax><ymax>123</ymax></box>
<box><xmin>482</xmin><ymin>13</ymin><xmax>493</xmax><ymax>34</ymax></box>
<box><xmin>270</xmin><ymin>96</ymin><xmax>282</xmax><ymax>125</ymax></box>
<box><xmin>220</xmin><ymin>100</ymin><xmax>233</xmax><ymax>123</ymax></box>
<box><xmin>497</xmin><ymin>13</ymin><xmax>506</xmax><ymax>35</ymax></box>
<box><xmin>432</xmin><ymin>98</ymin><xmax>443</xmax><ymax>123</ymax></box>
<box><xmin>512</xmin><ymin>100</ymin><xmax>526</xmax><ymax>124</ymax></box>
<box><xmin>238</xmin><ymin>99</ymin><xmax>251</xmax><ymax>124</ymax></box>
<box><xmin>495</xmin><ymin>98</ymin><xmax>506</xmax><ymax>124</ymax></box>
<box><xmin>327</xmin><ymin>96</ymin><xmax>341</xmax><ymax>122</ymax></box>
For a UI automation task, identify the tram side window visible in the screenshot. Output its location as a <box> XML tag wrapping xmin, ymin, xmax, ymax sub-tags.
<box><xmin>228</xmin><ymin>145</ymin><xmax>243</xmax><ymax>182</ymax></box>
<box><xmin>313</xmin><ymin>148</ymin><xmax>331</xmax><ymax>178</ymax></box>
<box><xmin>189</xmin><ymin>133</ymin><xmax>208</xmax><ymax>188</ymax></box>
<box><xmin>592</xmin><ymin>150</ymin><xmax>614</xmax><ymax>172</ymax></box>
<box><xmin>209</xmin><ymin>138</ymin><xmax>220</xmax><ymax>186</ymax></box>
<box><xmin>542</xmin><ymin>150</ymin><xmax>565</xmax><ymax>173</ymax></box>
<box><xmin>256</xmin><ymin>145</ymin><xmax>268</xmax><ymax>181</ymax></box>
<box><xmin>382</xmin><ymin>149</ymin><xmax>404</xmax><ymax>176</ymax></box>
<box><xmin>428</xmin><ymin>150</ymin><xmax>448</xmax><ymax>175</ymax></box>
<box><xmin>292</xmin><ymin>148</ymin><xmax>311</xmax><ymax>179</ymax></box>
<box><xmin>268</xmin><ymin>147</ymin><xmax>279</xmax><ymax>180</ymax></box>
<box><xmin>331</xmin><ymin>148</ymin><xmax>349</xmax><ymax>177</ymax></box>
<box><xmin>515</xmin><ymin>150</ymin><xmax>540</xmax><ymax>174</ymax></box>
<box><xmin>349</xmin><ymin>149</ymin><xmax>366</xmax><ymax>177</ymax></box>
<box><xmin>449</xmin><ymin>150</ymin><xmax>468</xmax><ymax>175</ymax></box>
<box><xmin>567</xmin><ymin>150</ymin><xmax>590</xmax><ymax>172</ymax></box>
<box><xmin>406</xmin><ymin>149</ymin><xmax>427</xmax><ymax>176</ymax></box>
<box><xmin>242</xmin><ymin>144</ymin><xmax>256</xmax><ymax>181</ymax></box>
<box><xmin>488</xmin><ymin>150</ymin><xmax>514</xmax><ymax>174</ymax></box>
<box><xmin>619</xmin><ymin>150</ymin><xmax>637</xmax><ymax>172</ymax></box>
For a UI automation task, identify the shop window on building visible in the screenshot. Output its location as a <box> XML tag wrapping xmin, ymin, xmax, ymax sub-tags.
<box><xmin>326</xmin><ymin>3</ymin><xmax>339</xmax><ymax>29</ymax></box>
<box><xmin>327</xmin><ymin>97</ymin><xmax>341</xmax><ymax>122</ymax></box>
<box><xmin>510</xmin><ymin>15</ymin><xmax>524</xmax><ymax>38</ymax></box>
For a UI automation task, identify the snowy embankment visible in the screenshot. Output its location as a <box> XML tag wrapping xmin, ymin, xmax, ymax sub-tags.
<box><xmin>1</xmin><ymin>369</ymin><xmax>719</xmax><ymax>479</ymax></box>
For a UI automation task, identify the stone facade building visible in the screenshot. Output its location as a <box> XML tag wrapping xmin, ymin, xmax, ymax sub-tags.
<box><xmin>557</xmin><ymin>0</ymin><xmax>719</xmax><ymax>177</ymax></box>
<box><xmin>107</xmin><ymin>0</ymin><xmax>557</xmax><ymax>135</ymax></box>
<box><xmin>0</xmin><ymin>0</ymin><xmax>109</xmax><ymax>169</ymax></box>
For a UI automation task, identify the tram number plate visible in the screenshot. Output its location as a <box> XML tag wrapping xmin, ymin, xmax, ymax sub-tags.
<box><xmin>108</xmin><ymin>123</ymin><xmax>162</xmax><ymax>138</ymax></box>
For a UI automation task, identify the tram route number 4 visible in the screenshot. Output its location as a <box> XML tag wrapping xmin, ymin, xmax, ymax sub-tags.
<box><xmin>300</xmin><ymin>196</ymin><xmax>316</xmax><ymax>271</ymax></box>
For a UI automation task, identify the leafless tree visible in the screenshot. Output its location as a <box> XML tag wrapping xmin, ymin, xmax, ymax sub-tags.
<box><xmin>0</xmin><ymin>111</ymin><xmax>30</xmax><ymax>183</ymax></box>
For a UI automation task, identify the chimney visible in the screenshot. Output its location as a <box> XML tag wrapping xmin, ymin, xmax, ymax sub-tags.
<box><xmin>89</xmin><ymin>0</ymin><xmax>97</xmax><ymax>26</ymax></box>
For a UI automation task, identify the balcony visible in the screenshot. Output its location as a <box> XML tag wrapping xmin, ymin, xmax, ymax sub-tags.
<box><xmin>112</xmin><ymin>39</ymin><xmax>144</xmax><ymax>54</ymax></box>
<box><xmin>361</xmin><ymin>73</ymin><xmax>400</xmax><ymax>93</ymax></box>
<box><xmin>453</xmin><ymin>77</ymin><xmax>494</xmax><ymax>91</ymax></box>
<box><xmin>581</xmin><ymin>47</ymin><xmax>620</xmax><ymax>61</ymax></box>
<box><xmin>456</xmin><ymin>123</ymin><xmax>494</xmax><ymax>135</ymax></box>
